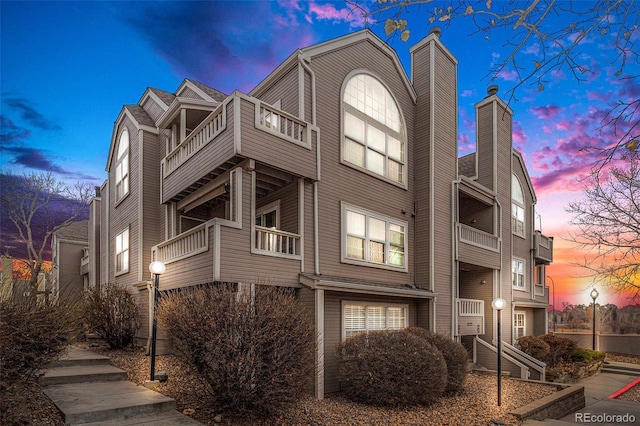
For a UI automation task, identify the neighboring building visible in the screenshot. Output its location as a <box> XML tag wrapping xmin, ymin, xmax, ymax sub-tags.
<box><xmin>81</xmin><ymin>29</ymin><xmax>553</xmax><ymax>397</ymax></box>
<box><xmin>51</xmin><ymin>220</ymin><xmax>89</xmax><ymax>300</ymax></box>
<box><xmin>0</xmin><ymin>256</ymin><xmax>51</xmax><ymax>300</ymax></box>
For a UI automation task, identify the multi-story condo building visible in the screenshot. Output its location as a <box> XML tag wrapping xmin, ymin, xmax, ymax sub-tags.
<box><xmin>85</xmin><ymin>28</ymin><xmax>553</xmax><ymax>398</ymax></box>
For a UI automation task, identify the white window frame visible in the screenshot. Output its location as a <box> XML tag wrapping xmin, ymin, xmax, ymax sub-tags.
<box><xmin>341</xmin><ymin>203</ymin><xmax>408</xmax><ymax>271</ymax></box>
<box><xmin>512</xmin><ymin>257</ymin><xmax>526</xmax><ymax>290</ymax></box>
<box><xmin>342</xmin><ymin>301</ymin><xmax>408</xmax><ymax>340</ymax></box>
<box><xmin>115</xmin><ymin>227</ymin><xmax>129</xmax><ymax>276</ymax></box>
<box><xmin>255</xmin><ymin>200</ymin><xmax>280</xmax><ymax>229</ymax></box>
<box><xmin>514</xmin><ymin>311</ymin><xmax>526</xmax><ymax>341</ymax></box>
<box><xmin>512</xmin><ymin>174</ymin><xmax>525</xmax><ymax>237</ymax></box>
<box><xmin>115</xmin><ymin>129</ymin><xmax>130</xmax><ymax>203</ymax></box>
<box><xmin>341</xmin><ymin>72</ymin><xmax>407</xmax><ymax>187</ymax></box>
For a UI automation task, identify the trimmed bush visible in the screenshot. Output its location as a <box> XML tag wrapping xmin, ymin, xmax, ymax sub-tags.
<box><xmin>337</xmin><ymin>330</ymin><xmax>447</xmax><ymax>406</ymax></box>
<box><xmin>157</xmin><ymin>284</ymin><xmax>315</xmax><ymax>419</ymax></box>
<box><xmin>406</xmin><ymin>327</ymin><xmax>469</xmax><ymax>393</ymax></box>
<box><xmin>1</xmin><ymin>294</ymin><xmax>82</xmax><ymax>424</ymax></box>
<box><xmin>84</xmin><ymin>283</ymin><xmax>141</xmax><ymax>349</ymax></box>
<box><xmin>517</xmin><ymin>335</ymin><xmax>551</xmax><ymax>363</ymax></box>
<box><xmin>571</xmin><ymin>348</ymin><xmax>605</xmax><ymax>363</ymax></box>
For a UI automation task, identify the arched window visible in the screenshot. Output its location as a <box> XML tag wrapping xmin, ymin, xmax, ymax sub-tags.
<box><xmin>115</xmin><ymin>129</ymin><xmax>129</xmax><ymax>201</ymax></box>
<box><xmin>342</xmin><ymin>73</ymin><xmax>406</xmax><ymax>185</ymax></box>
<box><xmin>512</xmin><ymin>174</ymin><xmax>525</xmax><ymax>237</ymax></box>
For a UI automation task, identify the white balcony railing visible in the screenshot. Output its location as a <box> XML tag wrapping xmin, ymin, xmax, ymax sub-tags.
<box><xmin>164</xmin><ymin>103</ymin><xmax>227</xmax><ymax>177</ymax></box>
<box><xmin>457</xmin><ymin>223</ymin><xmax>500</xmax><ymax>252</ymax></box>
<box><xmin>254</xmin><ymin>226</ymin><xmax>301</xmax><ymax>258</ymax></box>
<box><xmin>153</xmin><ymin>222</ymin><xmax>208</xmax><ymax>264</ymax></box>
<box><xmin>257</xmin><ymin>102</ymin><xmax>311</xmax><ymax>149</ymax></box>
<box><xmin>457</xmin><ymin>298</ymin><xmax>484</xmax><ymax>316</ymax></box>
<box><xmin>456</xmin><ymin>298</ymin><xmax>485</xmax><ymax>336</ymax></box>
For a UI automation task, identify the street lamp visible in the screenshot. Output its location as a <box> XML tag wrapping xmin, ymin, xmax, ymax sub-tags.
<box><xmin>492</xmin><ymin>297</ymin><xmax>506</xmax><ymax>406</ymax></box>
<box><xmin>547</xmin><ymin>275</ymin><xmax>556</xmax><ymax>332</ymax></box>
<box><xmin>148</xmin><ymin>260</ymin><xmax>165</xmax><ymax>382</ymax></box>
<box><xmin>590</xmin><ymin>288</ymin><xmax>599</xmax><ymax>351</ymax></box>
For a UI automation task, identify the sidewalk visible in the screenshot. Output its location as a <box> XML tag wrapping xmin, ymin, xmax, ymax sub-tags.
<box><xmin>41</xmin><ymin>346</ymin><xmax>203</xmax><ymax>425</ymax></box>
<box><xmin>524</xmin><ymin>361</ymin><xmax>640</xmax><ymax>425</ymax></box>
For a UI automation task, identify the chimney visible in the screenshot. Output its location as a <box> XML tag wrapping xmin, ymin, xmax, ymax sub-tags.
<box><xmin>474</xmin><ymin>86</ymin><xmax>513</xmax><ymax>191</ymax></box>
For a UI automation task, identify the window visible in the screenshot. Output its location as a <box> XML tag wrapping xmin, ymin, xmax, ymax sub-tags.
<box><xmin>343</xmin><ymin>302</ymin><xmax>407</xmax><ymax>339</ymax></box>
<box><xmin>115</xmin><ymin>129</ymin><xmax>130</xmax><ymax>202</ymax></box>
<box><xmin>115</xmin><ymin>228</ymin><xmax>129</xmax><ymax>275</ymax></box>
<box><xmin>342</xmin><ymin>204</ymin><xmax>407</xmax><ymax>270</ymax></box>
<box><xmin>342</xmin><ymin>73</ymin><xmax>406</xmax><ymax>185</ymax></box>
<box><xmin>512</xmin><ymin>257</ymin><xmax>525</xmax><ymax>289</ymax></box>
<box><xmin>512</xmin><ymin>174</ymin><xmax>525</xmax><ymax>237</ymax></box>
<box><xmin>255</xmin><ymin>201</ymin><xmax>281</xmax><ymax>253</ymax></box>
<box><xmin>514</xmin><ymin>312</ymin><xmax>526</xmax><ymax>340</ymax></box>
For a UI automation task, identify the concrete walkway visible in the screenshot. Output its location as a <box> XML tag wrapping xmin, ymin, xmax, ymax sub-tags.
<box><xmin>524</xmin><ymin>360</ymin><xmax>640</xmax><ymax>425</ymax></box>
<box><xmin>41</xmin><ymin>346</ymin><xmax>203</xmax><ymax>425</ymax></box>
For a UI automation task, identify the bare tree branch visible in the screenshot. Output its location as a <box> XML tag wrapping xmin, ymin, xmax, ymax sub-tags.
<box><xmin>0</xmin><ymin>172</ymin><xmax>92</xmax><ymax>299</ymax></box>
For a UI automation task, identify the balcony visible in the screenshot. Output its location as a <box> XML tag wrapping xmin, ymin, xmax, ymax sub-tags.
<box><xmin>151</xmin><ymin>218</ymin><xmax>303</xmax><ymax>291</ymax></box>
<box><xmin>456</xmin><ymin>223</ymin><xmax>501</xmax><ymax>269</ymax></box>
<box><xmin>533</xmin><ymin>231</ymin><xmax>553</xmax><ymax>264</ymax></box>
<box><xmin>162</xmin><ymin>93</ymin><xmax>319</xmax><ymax>203</ymax></box>
<box><xmin>456</xmin><ymin>298</ymin><xmax>485</xmax><ymax>336</ymax></box>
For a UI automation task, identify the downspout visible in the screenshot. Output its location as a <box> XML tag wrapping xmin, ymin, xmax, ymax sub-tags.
<box><xmin>451</xmin><ymin>179</ymin><xmax>461</xmax><ymax>338</ymax></box>
<box><xmin>298</xmin><ymin>53</ymin><xmax>320</xmax><ymax>275</ymax></box>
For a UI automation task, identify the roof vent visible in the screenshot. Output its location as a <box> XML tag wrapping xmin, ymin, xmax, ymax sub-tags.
<box><xmin>487</xmin><ymin>85</ymin><xmax>499</xmax><ymax>96</ymax></box>
<box><xmin>430</xmin><ymin>27</ymin><xmax>442</xmax><ymax>38</ymax></box>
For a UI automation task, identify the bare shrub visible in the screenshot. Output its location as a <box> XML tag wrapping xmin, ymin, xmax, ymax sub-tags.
<box><xmin>517</xmin><ymin>335</ymin><xmax>551</xmax><ymax>363</ymax></box>
<box><xmin>157</xmin><ymin>283</ymin><xmax>315</xmax><ymax>419</ymax></box>
<box><xmin>0</xmin><ymin>293</ymin><xmax>82</xmax><ymax>424</ymax></box>
<box><xmin>540</xmin><ymin>333</ymin><xmax>577</xmax><ymax>367</ymax></box>
<box><xmin>84</xmin><ymin>283</ymin><xmax>140</xmax><ymax>349</ymax></box>
<box><xmin>406</xmin><ymin>327</ymin><xmax>469</xmax><ymax>393</ymax></box>
<box><xmin>337</xmin><ymin>330</ymin><xmax>447</xmax><ymax>406</ymax></box>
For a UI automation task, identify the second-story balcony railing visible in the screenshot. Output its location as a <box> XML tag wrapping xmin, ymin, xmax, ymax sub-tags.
<box><xmin>153</xmin><ymin>222</ymin><xmax>209</xmax><ymax>264</ymax></box>
<box><xmin>457</xmin><ymin>223</ymin><xmax>500</xmax><ymax>251</ymax></box>
<box><xmin>253</xmin><ymin>226</ymin><xmax>301</xmax><ymax>258</ymax></box>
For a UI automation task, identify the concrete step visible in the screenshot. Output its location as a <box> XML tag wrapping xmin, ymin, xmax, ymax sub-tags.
<box><xmin>40</xmin><ymin>364</ymin><xmax>128</xmax><ymax>386</ymax></box>
<box><xmin>523</xmin><ymin>419</ymin><xmax>573</xmax><ymax>425</ymax></box>
<box><xmin>43</xmin><ymin>380</ymin><xmax>176</xmax><ymax>425</ymax></box>
<box><xmin>84</xmin><ymin>410</ymin><xmax>203</xmax><ymax>425</ymax></box>
<box><xmin>603</xmin><ymin>361</ymin><xmax>640</xmax><ymax>375</ymax></box>
<box><xmin>51</xmin><ymin>347</ymin><xmax>111</xmax><ymax>368</ymax></box>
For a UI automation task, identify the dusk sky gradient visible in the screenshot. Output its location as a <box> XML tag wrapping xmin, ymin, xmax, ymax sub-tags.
<box><xmin>1</xmin><ymin>1</ymin><xmax>638</xmax><ymax>307</ymax></box>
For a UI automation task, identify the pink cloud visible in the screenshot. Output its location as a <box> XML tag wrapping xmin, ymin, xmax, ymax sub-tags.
<box><xmin>512</xmin><ymin>121</ymin><xmax>528</xmax><ymax>151</ymax></box>
<box><xmin>497</xmin><ymin>69</ymin><xmax>518</xmax><ymax>82</ymax></box>
<box><xmin>307</xmin><ymin>1</ymin><xmax>365</xmax><ymax>28</ymax></box>
<box><xmin>530</xmin><ymin>104</ymin><xmax>562</xmax><ymax>120</ymax></box>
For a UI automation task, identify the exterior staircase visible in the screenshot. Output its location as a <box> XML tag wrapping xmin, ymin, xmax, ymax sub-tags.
<box><xmin>602</xmin><ymin>360</ymin><xmax>640</xmax><ymax>376</ymax></box>
<box><xmin>41</xmin><ymin>346</ymin><xmax>202</xmax><ymax>425</ymax></box>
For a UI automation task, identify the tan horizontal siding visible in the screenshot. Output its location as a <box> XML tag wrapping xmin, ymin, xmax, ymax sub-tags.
<box><xmin>237</xmin><ymin>99</ymin><xmax>317</xmax><ymax>180</ymax></box>
<box><xmin>162</xmin><ymin>104</ymin><xmax>236</xmax><ymax>202</ymax></box>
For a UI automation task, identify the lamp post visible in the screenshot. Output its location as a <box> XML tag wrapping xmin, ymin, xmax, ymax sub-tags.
<box><xmin>547</xmin><ymin>275</ymin><xmax>556</xmax><ymax>332</ymax></box>
<box><xmin>590</xmin><ymin>288</ymin><xmax>599</xmax><ymax>351</ymax></box>
<box><xmin>492</xmin><ymin>297</ymin><xmax>506</xmax><ymax>406</ymax></box>
<box><xmin>148</xmin><ymin>261</ymin><xmax>165</xmax><ymax>382</ymax></box>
